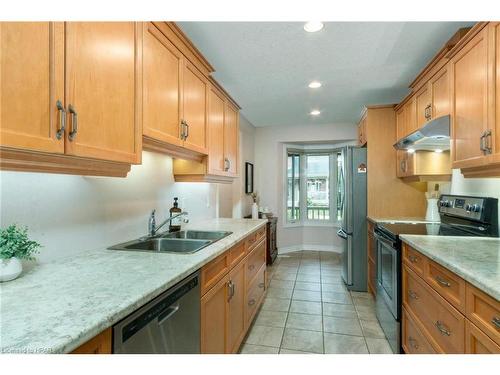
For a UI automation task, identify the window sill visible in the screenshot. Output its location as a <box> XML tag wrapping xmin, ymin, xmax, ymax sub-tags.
<box><xmin>283</xmin><ymin>221</ymin><xmax>341</xmax><ymax>229</ymax></box>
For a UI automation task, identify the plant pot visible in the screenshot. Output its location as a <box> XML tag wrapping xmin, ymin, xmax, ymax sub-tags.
<box><xmin>0</xmin><ymin>257</ymin><xmax>22</xmax><ymax>282</ymax></box>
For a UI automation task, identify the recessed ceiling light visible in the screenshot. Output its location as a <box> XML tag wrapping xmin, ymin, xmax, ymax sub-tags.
<box><xmin>434</xmin><ymin>149</ymin><xmax>443</xmax><ymax>153</ymax></box>
<box><xmin>407</xmin><ymin>148</ymin><xmax>415</xmax><ymax>154</ymax></box>
<box><xmin>308</xmin><ymin>81</ymin><xmax>322</xmax><ymax>89</ymax></box>
<box><xmin>310</xmin><ymin>110</ymin><xmax>321</xmax><ymax>116</ymax></box>
<box><xmin>304</xmin><ymin>21</ymin><xmax>324</xmax><ymax>33</ymax></box>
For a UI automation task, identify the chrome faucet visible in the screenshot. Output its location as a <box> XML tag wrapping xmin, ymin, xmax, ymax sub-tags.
<box><xmin>148</xmin><ymin>209</ymin><xmax>189</xmax><ymax>237</ymax></box>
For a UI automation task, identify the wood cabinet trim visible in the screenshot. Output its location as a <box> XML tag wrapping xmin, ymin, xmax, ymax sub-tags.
<box><xmin>466</xmin><ymin>283</ymin><xmax>500</xmax><ymax>346</ymax></box>
<box><xmin>0</xmin><ymin>146</ymin><xmax>131</xmax><ymax>177</ymax></box>
<box><xmin>71</xmin><ymin>328</ymin><xmax>111</xmax><ymax>354</ymax></box>
<box><xmin>152</xmin><ymin>22</ymin><xmax>214</xmax><ymax>76</ymax></box>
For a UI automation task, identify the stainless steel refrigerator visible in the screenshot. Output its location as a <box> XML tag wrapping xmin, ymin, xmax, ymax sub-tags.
<box><xmin>336</xmin><ymin>146</ymin><xmax>367</xmax><ymax>291</ymax></box>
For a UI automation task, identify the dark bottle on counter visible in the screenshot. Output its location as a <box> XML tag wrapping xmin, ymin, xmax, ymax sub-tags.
<box><xmin>169</xmin><ymin>197</ymin><xmax>182</xmax><ymax>232</ymax></box>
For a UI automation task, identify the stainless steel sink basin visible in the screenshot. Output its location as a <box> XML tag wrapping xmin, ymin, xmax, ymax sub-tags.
<box><xmin>108</xmin><ymin>230</ymin><xmax>232</xmax><ymax>254</ymax></box>
<box><xmin>109</xmin><ymin>238</ymin><xmax>212</xmax><ymax>254</ymax></box>
<box><xmin>162</xmin><ymin>230</ymin><xmax>232</xmax><ymax>241</ymax></box>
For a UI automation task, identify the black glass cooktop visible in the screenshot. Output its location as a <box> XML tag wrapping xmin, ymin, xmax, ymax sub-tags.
<box><xmin>377</xmin><ymin>222</ymin><xmax>482</xmax><ymax>238</ymax></box>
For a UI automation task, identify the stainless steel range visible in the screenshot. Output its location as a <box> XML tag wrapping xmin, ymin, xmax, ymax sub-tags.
<box><xmin>373</xmin><ymin>194</ymin><xmax>498</xmax><ymax>353</ymax></box>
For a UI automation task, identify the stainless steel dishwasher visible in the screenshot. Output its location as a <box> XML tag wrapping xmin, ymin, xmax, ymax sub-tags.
<box><xmin>113</xmin><ymin>271</ymin><xmax>200</xmax><ymax>353</ymax></box>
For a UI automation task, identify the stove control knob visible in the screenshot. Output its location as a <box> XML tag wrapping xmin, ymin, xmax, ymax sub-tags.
<box><xmin>465</xmin><ymin>204</ymin><xmax>472</xmax><ymax>212</ymax></box>
<box><xmin>472</xmin><ymin>204</ymin><xmax>481</xmax><ymax>213</ymax></box>
<box><xmin>440</xmin><ymin>200</ymin><xmax>450</xmax><ymax>207</ymax></box>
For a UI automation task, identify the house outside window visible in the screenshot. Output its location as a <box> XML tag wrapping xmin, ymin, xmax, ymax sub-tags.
<box><xmin>285</xmin><ymin>146</ymin><xmax>343</xmax><ymax>225</ymax></box>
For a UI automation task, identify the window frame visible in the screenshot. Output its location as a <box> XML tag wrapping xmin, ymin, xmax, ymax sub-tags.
<box><xmin>283</xmin><ymin>145</ymin><xmax>342</xmax><ymax>228</ymax></box>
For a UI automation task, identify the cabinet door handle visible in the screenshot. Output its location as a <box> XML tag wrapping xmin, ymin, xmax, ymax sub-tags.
<box><xmin>484</xmin><ymin>129</ymin><xmax>492</xmax><ymax>154</ymax></box>
<box><xmin>480</xmin><ymin>131</ymin><xmax>486</xmax><ymax>153</ymax></box>
<box><xmin>184</xmin><ymin>122</ymin><xmax>189</xmax><ymax>139</ymax></box>
<box><xmin>408</xmin><ymin>336</ymin><xmax>419</xmax><ymax>350</ymax></box>
<box><xmin>408</xmin><ymin>290</ymin><xmax>419</xmax><ymax>300</ymax></box>
<box><xmin>435</xmin><ymin>276</ymin><xmax>451</xmax><ymax>287</ymax></box>
<box><xmin>180</xmin><ymin>120</ymin><xmax>185</xmax><ymax>140</ymax></box>
<box><xmin>408</xmin><ymin>255</ymin><xmax>419</xmax><ymax>263</ymax></box>
<box><xmin>248</xmin><ymin>299</ymin><xmax>256</xmax><ymax>306</ymax></box>
<box><xmin>258</xmin><ymin>282</ymin><xmax>265</xmax><ymax>289</ymax></box>
<box><xmin>68</xmin><ymin>104</ymin><xmax>78</xmax><ymax>141</ymax></box>
<box><xmin>492</xmin><ymin>316</ymin><xmax>500</xmax><ymax>329</ymax></box>
<box><xmin>55</xmin><ymin>100</ymin><xmax>66</xmax><ymax>140</ymax></box>
<box><xmin>434</xmin><ymin>320</ymin><xmax>451</xmax><ymax>336</ymax></box>
<box><xmin>227</xmin><ymin>280</ymin><xmax>233</xmax><ymax>301</ymax></box>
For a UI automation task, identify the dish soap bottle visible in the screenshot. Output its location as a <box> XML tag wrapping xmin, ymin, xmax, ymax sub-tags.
<box><xmin>169</xmin><ymin>197</ymin><xmax>182</xmax><ymax>232</ymax></box>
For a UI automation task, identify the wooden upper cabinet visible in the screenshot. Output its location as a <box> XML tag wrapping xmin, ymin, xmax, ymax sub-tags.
<box><xmin>450</xmin><ymin>25</ymin><xmax>491</xmax><ymax>169</ymax></box>
<box><xmin>429</xmin><ymin>66</ymin><xmax>450</xmax><ymax>120</ymax></box>
<box><xmin>224</xmin><ymin>102</ymin><xmax>239</xmax><ymax>175</ymax></box>
<box><xmin>396</xmin><ymin>107</ymin><xmax>406</xmax><ymax>140</ymax></box>
<box><xmin>65</xmin><ymin>22</ymin><xmax>141</xmax><ymax>164</ymax></box>
<box><xmin>143</xmin><ymin>23</ymin><xmax>183</xmax><ymax>147</ymax></box>
<box><xmin>415</xmin><ymin>84</ymin><xmax>430</xmax><ymax>129</ymax></box>
<box><xmin>0</xmin><ymin>22</ymin><xmax>65</xmax><ymax>154</ymax></box>
<box><xmin>207</xmin><ymin>86</ymin><xmax>225</xmax><ymax>175</ymax></box>
<box><xmin>182</xmin><ymin>60</ymin><xmax>208</xmax><ymax>154</ymax></box>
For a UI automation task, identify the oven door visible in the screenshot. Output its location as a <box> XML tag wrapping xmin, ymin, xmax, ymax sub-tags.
<box><xmin>375</xmin><ymin>233</ymin><xmax>399</xmax><ymax>318</ymax></box>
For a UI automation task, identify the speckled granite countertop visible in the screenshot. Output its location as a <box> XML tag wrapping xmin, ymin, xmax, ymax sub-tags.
<box><xmin>0</xmin><ymin>218</ymin><xmax>266</xmax><ymax>354</ymax></box>
<box><xmin>367</xmin><ymin>216</ymin><xmax>438</xmax><ymax>224</ymax></box>
<box><xmin>400</xmin><ymin>235</ymin><xmax>500</xmax><ymax>300</ymax></box>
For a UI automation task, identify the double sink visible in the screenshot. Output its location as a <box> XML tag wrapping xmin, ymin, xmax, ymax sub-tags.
<box><xmin>108</xmin><ymin>230</ymin><xmax>233</xmax><ymax>254</ymax></box>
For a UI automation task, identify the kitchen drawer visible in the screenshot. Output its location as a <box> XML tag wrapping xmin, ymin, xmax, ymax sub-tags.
<box><xmin>465</xmin><ymin>320</ymin><xmax>500</xmax><ymax>354</ymax></box>
<box><xmin>403</xmin><ymin>244</ymin><xmax>427</xmax><ymax>277</ymax></box>
<box><xmin>466</xmin><ymin>284</ymin><xmax>500</xmax><ymax>346</ymax></box>
<box><xmin>424</xmin><ymin>259</ymin><xmax>466</xmax><ymax>313</ymax></box>
<box><xmin>256</xmin><ymin>225</ymin><xmax>266</xmax><ymax>242</ymax></box>
<box><xmin>245</xmin><ymin>227</ymin><xmax>265</xmax><ymax>252</ymax></box>
<box><xmin>403</xmin><ymin>265</ymin><xmax>465</xmax><ymax>353</ymax></box>
<box><xmin>245</xmin><ymin>264</ymin><xmax>266</xmax><ymax>327</ymax></box>
<box><xmin>245</xmin><ymin>239</ymin><xmax>266</xmax><ymax>288</ymax></box>
<box><xmin>402</xmin><ymin>307</ymin><xmax>436</xmax><ymax>354</ymax></box>
<box><xmin>201</xmin><ymin>251</ymin><xmax>230</xmax><ymax>295</ymax></box>
<box><xmin>229</xmin><ymin>241</ymin><xmax>246</xmax><ymax>268</ymax></box>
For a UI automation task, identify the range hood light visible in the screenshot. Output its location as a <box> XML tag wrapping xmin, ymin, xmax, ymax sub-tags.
<box><xmin>407</xmin><ymin>148</ymin><xmax>415</xmax><ymax>154</ymax></box>
<box><xmin>435</xmin><ymin>149</ymin><xmax>443</xmax><ymax>153</ymax></box>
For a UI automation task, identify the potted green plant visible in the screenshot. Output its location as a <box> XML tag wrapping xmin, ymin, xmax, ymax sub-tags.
<box><xmin>0</xmin><ymin>224</ymin><xmax>41</xmax><ymax>282</ymax></box>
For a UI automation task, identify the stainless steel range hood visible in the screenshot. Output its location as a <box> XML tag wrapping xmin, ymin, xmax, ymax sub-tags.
<box><xmin>393</xmin><ymin>115</ymin><xmax>450</xmax><ymax>151</ymax></box>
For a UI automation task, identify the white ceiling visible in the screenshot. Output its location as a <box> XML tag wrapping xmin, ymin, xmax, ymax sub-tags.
<box><xmin>179</xmin><ymin>22</ymin><xmax>474</xmax><ymax>127</ymax></box>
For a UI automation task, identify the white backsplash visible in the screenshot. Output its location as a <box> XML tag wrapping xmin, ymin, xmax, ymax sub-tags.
<box><xmin>0</xmin><ymin>151</ymin><xmax>218</xmax><ymax>263</ymax></box>
<box><xmin>430</xmin><ymin>169</ymin><xmax>500</xmax><ymax>231</ymax></box>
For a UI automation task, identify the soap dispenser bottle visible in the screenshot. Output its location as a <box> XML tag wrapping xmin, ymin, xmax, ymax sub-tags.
<box><xmin>169</xmin><ymin>197</ymin><xmax>182</xmax><ymax>232</ymax></box>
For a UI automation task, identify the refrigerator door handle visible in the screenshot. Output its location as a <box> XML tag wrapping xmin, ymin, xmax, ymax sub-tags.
<box><xmin>337</xmin><ymin>229</ymin><xmax>348</xmax><ymax>239</ymax></box>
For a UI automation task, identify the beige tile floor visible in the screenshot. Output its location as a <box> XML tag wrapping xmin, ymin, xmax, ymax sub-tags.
<box><xmin>239</xmin><ymin>250</ymin><xmax>393</xmax><ymax>354</ymax></box>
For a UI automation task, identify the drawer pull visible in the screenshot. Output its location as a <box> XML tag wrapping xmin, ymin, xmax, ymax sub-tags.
<box><xmin>435</xmin><ymin>276</ymin><xmax>451</xmax><ymax>287</ymax></box>
<box><xmin>434</xmin><ymin>321</ymin><xmax>451</xmax><ymax>336</ymax></box>
<box><xmin>408</xmin><ymin>255</ymin><xmax>419</xmax><ymax>263</ymax></box>
<box><xmin>408</xmin><ymin>290</ymin><xmax>419</xmax><ymax>300</ymax></box>
<box><xmin>248</xmin><ymin>264</ymin><xmax>255</xmax><ymax>271</ymax></box>
<box><xmin>248</xmin><ymin>238</ymin><xmax>256</xmax><ymax>245</ymax></box>
<box><xmin>258</xmin><ymin>282</ymin><xmax>265</xmax><ymax>289</ymax></box>
<box><xmin>408</xmin><ymin>336</ymin><xmax>419</xmax><ymax>350</ymax></box>
<box><xmin>492</xmin><ymin>317</ymin><xmax>500</xmax><ymax>329</ymax></box>
<box><xmin>248</xmin><ymin>299</ymin><xmax>256</xmax><ymax>306</ymax></box>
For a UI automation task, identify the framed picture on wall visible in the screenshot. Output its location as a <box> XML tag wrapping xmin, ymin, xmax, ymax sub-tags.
<box><xmin>245</xmin><ymin>162</ymin><xmax>254</xmax><ymax>194</ymax></box>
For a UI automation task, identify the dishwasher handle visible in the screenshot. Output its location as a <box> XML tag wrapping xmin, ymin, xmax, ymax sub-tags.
<box><xmin>158</xmin><ymin>305</ymin><xmax>180</xmax><ymax>325</ymax></box>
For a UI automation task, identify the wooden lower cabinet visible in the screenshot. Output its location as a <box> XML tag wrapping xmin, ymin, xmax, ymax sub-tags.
<box><xmin>402</xmin><ymin>307</ymin><xmax>436</xmax><ymax>354</ymax></box>
<box><xmin>402</xmin><ymin>242</ymin><xmax>500</xmax><ymax>354</ymax></box>
<box><xmin>200</xmin><ymin>227</ymin><xmax>267</xmax><ymax>354</ymax></box>
<box><xmin>228</xmin><ymin>260</ymin><xmax>246</xmax><ymax>353</ymax></box>
<box><xmin>71</xmin><ymin>328</ymin><xmax>112</xmax><ymax>354</ymax></box>
<box><xmin>201</xmin><ymin>273</ymin><xmax>229</xmax><ymax>353</ymax></box>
